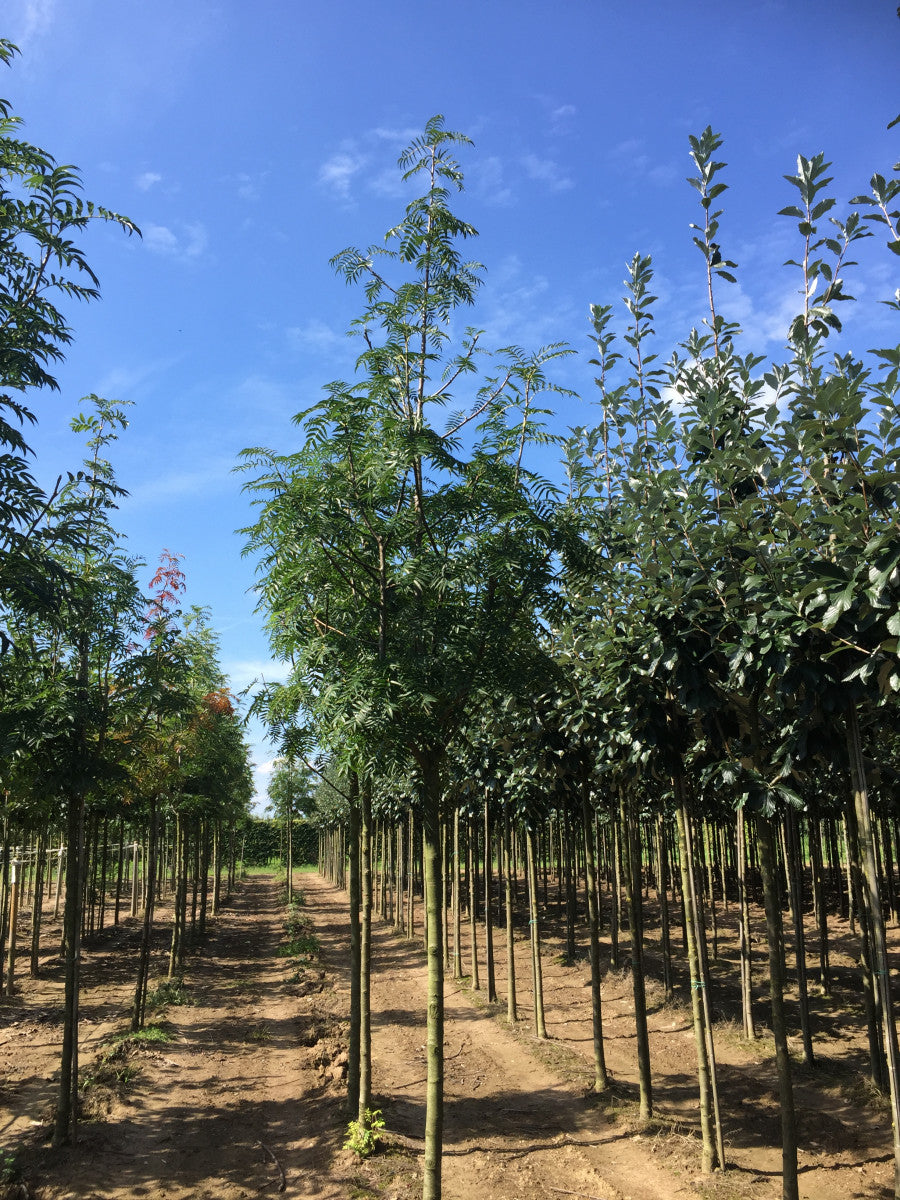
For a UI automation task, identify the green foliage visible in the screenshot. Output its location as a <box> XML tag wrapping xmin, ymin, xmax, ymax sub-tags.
<box><xmin>146</xmin><ymin>976</ymin><xmax>193</xmax><ymax>1012</ymax></box>
<box><xmin>278</xmin><ymin>907</ymin><xmax>319</xmax><ymax>961</ymax></box>
<box><xmin>0</xmin><ymin>44</ymin><xmax>137</xmax><ymax>649</ymax></box>
<box><xmin>109</xmin><ymin>1022</ymin><xmax>172</xmax><ymax>1048</ymax></box>
<box><xmin>239</xmin><ymin>815</ymin><xmax>317</xmax><ymax>865</ymax></box>
<box><xmin>0</xmin><ymin>1150</ymin><xmax>20</xmax><ymax>1185</ymax></box>
<box><xmin>241</xmin><ymin>117</ymin><xmax>568</xmax><ymax>792</ymax></box>
<box><xmin>344</xmin><ymin>1108</ymin><xmax>386</xmax><ymax>1158</ymax></box>
<box><xmin>560</xmin><ymin>120</ymin><xmax>900</xmax><ymax>820</ymax></box>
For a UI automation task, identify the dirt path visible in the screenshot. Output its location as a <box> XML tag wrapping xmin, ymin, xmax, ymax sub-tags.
<box><xmin>5</xmin><ymin>877</ymin><xmax>351</xmax><ymax>1199</ymax></box>
<box><xmin>2</xmin><ymin>871</ymin><xmax>894</xmax><ymax>1200</ymax></box>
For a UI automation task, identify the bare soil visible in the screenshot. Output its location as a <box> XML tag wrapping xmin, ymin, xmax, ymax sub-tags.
<box><xmin>0</xmin><ymin>871</ymin><xmax>895</xmax><ymax>1200</ymax></box>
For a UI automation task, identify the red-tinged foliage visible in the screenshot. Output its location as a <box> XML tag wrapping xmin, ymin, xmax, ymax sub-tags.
<box><xmin>203</xmin><ymin>688</ymin><xmax>235</xmax><ymax>717</ymax></box>
<box><xmin>145</xmin><ymin>549</ymin><xmax>186</xmax><ymax>638</ymax></box>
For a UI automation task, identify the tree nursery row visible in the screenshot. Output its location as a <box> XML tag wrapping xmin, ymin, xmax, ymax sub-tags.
<box><xmin>2</xmin><ymin>26</ymin><xmax>900</xmax><ymax>1200</ymax></box>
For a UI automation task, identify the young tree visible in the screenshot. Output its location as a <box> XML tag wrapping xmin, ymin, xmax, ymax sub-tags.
<box><xmin>0</xmin><ymin>41</ymin><xmax>137</xmax><ymax>652</ymax></box>
<box><xmin>243</xmin><ymin>117</ymin><xmax>567</xmax><ymax>1200</ymax></box>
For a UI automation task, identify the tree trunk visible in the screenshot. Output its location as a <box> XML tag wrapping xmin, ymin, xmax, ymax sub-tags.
<box><xmin>420</xmin><ymin>752</ymin><xmax>445</xmax><ymax>1200</ymax></box>
<box><xmin>756</xmin><ymin>813</ymin><xmax>798</xmax><ymax>1200</ymax></box>
<box><xmin>53</xmin><ymin>794</ymin><xmax>85</xmax><ymax>1147</ymax></box>
<box><xmin>620</xmin><ymin>789</ymin><xmax>652</xmax><ymax>1123</ymax></box>
<box><xmin>846</xmin><ymin>703</ymin><xmax>900</xmax><ymax>1198</ymax></box>
<box><xmin>502</xmin><ymin>802</ymin><xmax>517</xmax><ymax>1024</ymax></box>
<box><xmin>582</xmin><ymin>779</ymin><xmax>608</xmax><ymax>1090</ymax></box>
<box><xmin>737</xmin><ymin>807</ymin><xmax>755</xmax><ymax>1040</ymax></box>
<box><xmin>484</xmin><ymin>798</ymin><xmax>497</xmax><ymax>1002</ymax></box>
<box><xmin>359</xmin><ymin>778</ymin><xmax>373</xmax><ymax>1119</ymax></box>
<box><xmin>674</xmin><ymin>790</ymin><xmax>723</xmax><ymax>1172</ymax></box>
<box><xmin>525</xmin><ymin>826</ymin><xmax>547</xmax><ymax>1039</ymax></box>
<box><xmin>347</xmin><ymin>777</ymin><xmax>361</xmax><ymax>1116</ymax></box>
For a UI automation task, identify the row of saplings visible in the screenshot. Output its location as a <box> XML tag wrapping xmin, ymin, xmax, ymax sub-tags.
<box><xmin>318</xmin><ymin>788</ymin><xmax>900</xmax><ymax>1187</ymax></box>
<box><xmin>0</xmin><ymin>812</ymin><xmax>249</xmax><ymax>1144</ymax></box>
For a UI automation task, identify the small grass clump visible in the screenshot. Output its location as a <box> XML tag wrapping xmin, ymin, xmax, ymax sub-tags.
<box><xmin>115</xmin><ymin>1023</ymin><xmax>173</xmax><ymax>1047</ymax></box>
<box><xmin>147</xmin><ymin>976</ymin><xmax>192</xmax><ymax>1012</ymax></box>
<box><xmin>278</xmin><ymin>908</ymin><xmax>320</xmax><ymax>962</ymax></box>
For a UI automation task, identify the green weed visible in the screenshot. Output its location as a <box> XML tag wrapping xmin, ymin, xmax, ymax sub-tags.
<box><xmin>146</xmin><ymin>976</ymin><xmax>192</xmax><ymax>1011</ymax></box>
<box><xmin>0</xmin><ymin>1150</ymin><xmax>20</xmax><ymax>1184</ymax></box>
<box><xmin>117</xmin><ymin>1023</ymin><xmax>172</xmax><ymax>1046</ymax></box>
<box><xmin>344</xmin><ymin>1108</ymin><xmax>385</xmax><ymax>1159</ymax></box>
<box><xmin>278</xmin><ymin>908</ymin><xmax>319</xmax><ymax>961</ymax></box>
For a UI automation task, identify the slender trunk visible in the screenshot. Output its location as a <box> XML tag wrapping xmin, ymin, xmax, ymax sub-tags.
<box><xmin>452</xmin><ymin>808</ymin><xmax>462</xmax><ymax>979</ymax></box>
<box><xmin>656</xmin><ymin>813</ymin><xmax>673</xmax><ymax>1002</ymax></box>
<box><xmin>756</xmin><ymin>814</ymin><xmax>798</xmax><ymax>1200</ymax></box>
<box><xmin>420</xmin><ymin>753</ymin><xmax>444</xmax><ymax>1200</ymax></box>
<box><xmin>846</xmin><ymin>704</ymin><xmax>900</xmax><ymax>1198</ymax></box>
<box><xmin>737</xmin><ymin>807</ymin><xmax>755</xmax><ymax>1040</ymax></box>
<box><xmin>582</xmin><ymin>780</ymin><xmax>608</xmax><ymax>1090</ymax></box>
<box><xmin>347</xmin><ymin>778</ymin><xmax>361</xmax><ymax>1116</ymax></box>
<box><xmin>673</xmin><ymin>781</ymin><xmax>725</xmax><ymax>1172</ymax></box>
<box><xmin>502</xmin><ymin>802</ymin><xmax>517</xmax><ymax>1024</ymax></box>
<box><xmin>467</xmin><ymin>813</ymin><xmax>480</xmax><ymax>989</ymax></box>
<box><xmin>525</xmin><ymin>826</ymin><xmax>547</xmax><ymax>1039</ymax></box>
<box><xmin>359</xmin><ymin>779</ymin><xmax>373</xmax><ymax>1119</ymax></box>
<box><xmin>132</xmin><ymin>800</ymin><xmax>159</xmax><ymax>1031</ymax></box>
<box><xmin>620</xmin><ymin>789</ymin><xmax>652</xmax><ymax>1122</ymax></box>
<box><xmin>113</xmin><ymin>820</ymin><xmax>125</xmax><ymax>927</ymax></box>
<box><xmin>5</xmin><ymin>858</ymin><xmax>20</xmax><ymax>992</ymax></box>
<box><xmin>484</xmin><ymin>799</ymin><xmax>497</xmax><ymax>1002</ymax></box>
<box><xmin>784</xmin><ymin>812</ymin><xmax>814</xmax><ymax>1066</ymax></box>
<box><xmin>809</xmin><ymin>818</ymin><xmax>830</xmax><ymax>996</ymax></box>
<box><xmin>30</xmin><ymin>832</ymin><xmax>47</xmax><ymax>976</ymax></box>
<box><xmin>53</xmin><ymin>794</ymin><xmax>85</xmax><ymax>1147</ymax></box>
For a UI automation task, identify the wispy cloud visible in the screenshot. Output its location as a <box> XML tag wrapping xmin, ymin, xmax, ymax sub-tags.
<box><xmin>231</xmin><ymin>171</ymin><xmax>268</xmax><ymax>201</ymax></box>
<box><xmin>124</xmin><ymin>459</ymin><xmax>234</xmax><ymax>507</ymax></box>
<box><xmin>521</xmin><ymin>154</ymin><xmax>574</xmax><ymax>192</ymax></box>
<box><xmin>478</xmin><ymin>255</ymin><xmax>577</xmax><ymax>354</ymax></box>
<box><xmin>318</xmin><ymin>149</ymin><xmax>368</xmax><ymax>199</ymax></box>
<box><xmin>143</xmin><ymin>221</ymin><xmax>208</xmax><ymax>260</ymax></box>
<box><xmin>135</xmin><ymin>171</ymin><xmax>162</xmax><ymax>192</ymax></box>
<box><xmin>287</xmin><ymin>318</ymin><xmax>344</xmax><ymax>354</ymax></box>
<box><xmin>10</xmin><ymin>0</ymin><xmax>56</xmax><ymax>46</ymax></box>
<box><xmin>609</xmin><ymin>138</ymin><xmax>678</xmax><ymax>188</ymax></box>
<box><xmin>372</xmin><ymin>125</ymin><xmax>419</xmax><ymax>144</ymax></box>
<box><xmin>718</xmin><ymin>281</ymin><xmax>801</xmax><ymax>347</ymax></box>
<box><xmin>472</xmin><ymin>156</ymin><xmax>513</xmax><ymax>207</ymax></box>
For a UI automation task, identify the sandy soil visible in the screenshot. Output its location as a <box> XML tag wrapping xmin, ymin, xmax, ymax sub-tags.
<box><xmin>0</xmin><ymin>870</ymin><xmax>895</xmax><ymax>1200</ymax></box>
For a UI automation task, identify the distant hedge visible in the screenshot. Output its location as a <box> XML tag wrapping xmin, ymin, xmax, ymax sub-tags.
<box><xmin>239</xmin><ymin>817</ymin><xmax>318</xmax><ymax>866</ymax></box>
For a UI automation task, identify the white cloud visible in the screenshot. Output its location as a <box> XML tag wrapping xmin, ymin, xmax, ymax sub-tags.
<box><xmin>9</xmin><ymin>0</ymin><xmax>56</xmax><ymax>46</ymax></box>
<box><xmin>143</xmin><ymin>221</ymin><xmax>207</xmax><ymax>260</ymax></box>
<box><xmin>478</xmin><ymin>255</ymin><xmax>577</xmax><ymax>351</ymax></box>
<box><xmin>553</xmin><ymin>104</ymin><xmax>576</xmax><ymax>119</ymax></box>
<box><xmin>136</xmin><ymin>171</ymin><xmax>162</xmax><ymax>192</ymax></box>
<box><xmin>718</xmin><ymin>281</ymin><xmax>801</xmax><ymax>347</ymax></box>
<box><xmin>144</xmin><ymin>224</ymin><xmax>179</xmax><ymax>254</ymax></box>
<box><xmin>124</xmin><ymin>460</ymin><xmax>234</xmax><ymax>508</ymax></box>
<box><xmin>318</xmin><ymin>150</ymin><xmax>368</xmax><ymax>199</ymax></box>
<box><xmin>231</xmin><ymin>171</ymin><xmax>269</xmax><ymax>201</ymax></box>
<box><xmin>473</xmin><ymin>156</ymin><xmax>512</xmax><ymax>207</ymax></box>
<box><xmin>608</xmin><ymin>138</ymin><xmax>678</xmax><ymax>189</ymax></box>
<box><xmin>287</xmin><ymin>318</ymin><xmax>343</xmax><ymax>353</ymax></box>
<box><xmin>521</xmin><ymin>153</ymin><xmax>574</xmax><ymax>192</ymax></box>
<box><xmin>372</xmin><ymin>125</ymin><xmax>419</xmax><ymax>143</ymax></box>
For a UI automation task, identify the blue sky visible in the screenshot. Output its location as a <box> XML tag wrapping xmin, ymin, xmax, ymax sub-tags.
<box><xmin>4</xmin><ymin>0</ymin><xmax>898</xmax><ymax>809</ymax></box>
